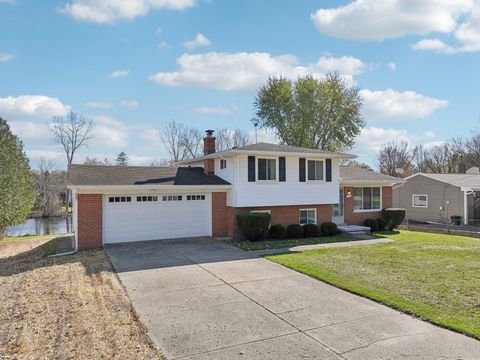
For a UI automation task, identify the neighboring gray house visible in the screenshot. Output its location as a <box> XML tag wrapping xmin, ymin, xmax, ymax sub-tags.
<box><xmin>393</xmin><ymin>168</ymin><xmax>480</xmax><ymax>225</ymax></box>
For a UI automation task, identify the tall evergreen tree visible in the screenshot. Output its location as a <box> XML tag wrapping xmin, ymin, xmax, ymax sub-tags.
<box><xmin>0</xmin><ymin>118</ymin><xmax>35</xmax><ymax>237</ymax></box>
<box><xmin>116</xmin><ymin>151</ymin><xmax>128</xmax><ymax>166</ymax></box>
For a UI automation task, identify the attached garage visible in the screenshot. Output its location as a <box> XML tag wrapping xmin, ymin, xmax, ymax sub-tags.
<box><xmin>68</xmin><ymin>165</ymin><xmax>231</xmax><ymax>250</ymax></box>
<box><xmin>102</xmin><ymin>193</ymin><xmax>212</xmax><ymax>244</ymax></box>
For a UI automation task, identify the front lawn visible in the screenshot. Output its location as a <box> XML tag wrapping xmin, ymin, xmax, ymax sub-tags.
<box><xmin>0</xmin><ymin>236</ymin><xmax>162</xmax><ymax>359</ymax></box>
<box><xmin>0</xmin><ymin>234</ymin><xmax>58</xmax><ymax>243</ymax></box>
<box><xmin>265</xmin><ymin>230</ymin><xmax>480</xmax><ymax>339</ymax></box>
<box><xmin>226</xmin><ymin>235</ymin><xmax>357</xmax><ymax>251</ymax></box>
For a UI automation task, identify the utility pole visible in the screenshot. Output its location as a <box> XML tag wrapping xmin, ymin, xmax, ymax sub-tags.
<box><xmin>253</xmin><ymin>119</ymin><xmax>259</xmax><ymax>143</ymax></box>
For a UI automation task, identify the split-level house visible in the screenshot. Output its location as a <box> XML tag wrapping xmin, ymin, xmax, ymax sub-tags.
<box><xmin>68</xmin><ymin>130</ymin><xmax>401</xmax><ymax>250</ymax></box>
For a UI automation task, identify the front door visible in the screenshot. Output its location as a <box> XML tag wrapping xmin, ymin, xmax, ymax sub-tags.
<box><xmin>332</xmin><ymin>189</ymin><xmax>344</xmax><ymax>225</ymax></box>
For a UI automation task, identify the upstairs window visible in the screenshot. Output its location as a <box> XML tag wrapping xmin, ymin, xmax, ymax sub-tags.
<box><xmin>307</xmin><ymin>160</ymin><xmax>324</xmax><ymax>181</ymax></box>
<box><xmin>220</xmin><ymin>159</ymin><xmax>227</xmax><ymax>169</ymax></box>
<box><xmin>412</xmin><ymin>194</ymin><xmax>428</xmax><ymax>208</ymax></box>
<box><xmin>353</xmin><ymin>187</ymin><xmax>381</xmax><ymax>211</ymax></box>
<box><xmin>258</xmin><ymin>158</ymin><xmax>276</xmax><ymax>181</ymax></box>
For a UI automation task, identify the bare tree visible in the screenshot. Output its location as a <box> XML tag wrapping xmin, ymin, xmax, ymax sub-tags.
<box><xmin>33</xmin><ymin>158</ymin><xmax>64</xmax><ymax>217</ymax></box>
<box><xmin>463</xmin><ymin>131</ymin><xmax>480</xmax><ymax>167</ymax></box>
<box><xmin>182</xmin><ymin>127</ymin><xmax>203</xmax><ymax>159</ymax></box>
<box><xmin>341</xmin><ymin>160</ymin><xmax>371</xmax><ymax>170</ymax></box>
<box><xmin>216</xmin><ymin>128</ymin><xmax>252</xmax><ymax>152</ymax></box>
<box><xmin>150</xmin><ymin>158</ymin><xmax>171</xmax><ymax>167</ymax></box>
<box><xmin>411</xmin><ymin>145</ymin><xmax>429</xmax><ymax>173</ymax></box>
<box><xmin>377</xmin><ymin>141</ymin><xmax>412</xmax><ymax>177</ymax></box>
<box><xmin>84</xmin><ymin>157</ymin><xmax>104</xmax><ymax>165</ymax></box>
<box><xmin>160</xmin><ymin>120</ymin><xmax>189</xmax><ymax>162</ymax></box>
<box><xmin>51</xmin><ymin>111</ymin><xmax>94</xmax><ymax>213</ymax></box>
<box><xmin>51</xmin><ymin>111</ymin><xmax>94</xmax><ymax>166</ymax></box>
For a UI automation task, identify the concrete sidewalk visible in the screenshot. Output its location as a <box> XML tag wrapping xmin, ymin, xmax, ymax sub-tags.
<box><xmin>106</xmin><ymin>237</ymin><xmax>480</xmax><ymax>359</ymax></box>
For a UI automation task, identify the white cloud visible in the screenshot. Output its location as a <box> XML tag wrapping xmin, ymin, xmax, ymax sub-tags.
<box><xmin>8</xmin><ymin>121</ymin><xmax>52</xmax><ymax>145</ymax></box>
<box><xmin>59</xmin><ymin>0</ymin><xmax>196</xmax><ymax>24</ymax></box>
<box><xmin>360</xmin><ymin>89</ymin><xmax>448</xmax><ymax>120</ymax></box>
<box><xmin>85</xmin><ymin>101</ymin><xmax>113</xmax><ymax>109</ymax></box>
<box><xmin>27</xmin><ymin>150</ymin><xmax>65</xmax><ymax>164</ymax></box>
<box><xmin>387</xmin><ymin>62</ymin><xmax>396</xmax><ymax>71</ymax></box>
<box><xmin>311</xmin><ymin>0</ymin><xmax>474</xmax><ymax>41</ymax></box>
<box><xmin>109</xmin><ymin>70</ymin><xmax>129</xmax><ymax>78</ymax></box>
<box><xmin>0</xmin><ymin>95</ymin><xmax>70</xmax><ymax>120</ymax></box>
<box><xmin>0</xmin><ymin>52</ymin><xmax>14</xmax><ymax>62</ymax></box>
<box><xmin>352</xmin><ymin>126</ymin><xmax>439</xmax><ymax>166</ymax></box>
<box><xmin>158</xmin><ymin>41</ymin><xmax>169</xmax><ymax>49</ymax></box>
<box><xmin>90</xmin><ymin>115</ymin><xmax>129</xmax><ymax>148</ymax></box>
<box><xmin>120</xmin><ymin>100</ymin><xmax>139</xmax><ymax>109</ymax></box>
<box><xmin>150</xmin><ymin>52</ymin><xmax>366</xmax><ymax>92</ymax></box>
<box><xmin>183</xmin><ymin>33</ymin><xmax>211</xmax><ymax>50</ymax></box>
<box><xmin>139</xmin><ymin>128</ymin><xmax>161</xmax><ymax>143</ymax></box>
<box><xmin>412</xmin><ymin>38</ymin><xmax>456</xmax><ymax>53</ymax></box>
<box><xmin>413</xmin><ymin>5</ymin><xmax>480</xmax><ymax>53</ymax></box>
<box><xmin>195</xmin><ymin>104</ymin><xmax>237</xmax><ymax>116</ymax></box>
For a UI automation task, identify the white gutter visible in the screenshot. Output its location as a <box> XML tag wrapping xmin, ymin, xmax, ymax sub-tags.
<box><xmin>68</xmin><ymin>184</ymin><xmax>232</xmax><ymax>192</ymax></box>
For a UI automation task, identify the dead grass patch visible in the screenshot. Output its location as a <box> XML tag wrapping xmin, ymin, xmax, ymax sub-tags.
<box><xmin>0</xmin><ymin>238</ymin><xmax>163</xmax><ymax>359</ymax></box>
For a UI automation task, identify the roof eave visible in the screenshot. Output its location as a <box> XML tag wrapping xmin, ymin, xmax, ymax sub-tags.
<box><xmin>340</xmin><ymin>180</ymin><xmax>403</xmax><ymax>186</ymax></box>
<box><xmin>68</xmin><ymin>184</ymin><xmax>232</xmax><ymax>192</ymax></box>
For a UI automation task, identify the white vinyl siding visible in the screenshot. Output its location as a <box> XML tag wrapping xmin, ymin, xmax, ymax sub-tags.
<box><xmin>103</xmin><ymin>193</ymin><xmax>212</xmax><ymax>244</ymax></box>
<box><xmin>229</xmin><ymin>155</ymin><xmax>339</xmax><ymax>207</ymax></box>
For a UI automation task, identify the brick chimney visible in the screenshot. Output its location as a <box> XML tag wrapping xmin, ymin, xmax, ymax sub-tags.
<box><xmin>203</xmin><ymin>130</ymin><xmax>215</xmax><ymax>175</ymax></box>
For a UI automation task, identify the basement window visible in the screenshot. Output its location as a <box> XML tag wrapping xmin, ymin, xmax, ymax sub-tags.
<box><xmin>109</xmin><ymin>196</ymin><xmax>132</xmax><ymax>203</ymax></box>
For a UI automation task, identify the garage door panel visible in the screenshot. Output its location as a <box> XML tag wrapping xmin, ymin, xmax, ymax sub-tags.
<box><xmin>103</xmin><ymin>194</ymin><xmax>211</xmax><ymax>244</ymax></box>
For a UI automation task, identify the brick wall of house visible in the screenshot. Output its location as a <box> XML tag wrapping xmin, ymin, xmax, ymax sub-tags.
<box><xmin>226</xmin><ymin>204</ymin><xmax>333</xmax><ymax>240</ymax></box>
<box><xmin>77</xmin><ymin>194</ymin><xmax>103</xmax><ymax>250</ymax></box>
<box><xmin>344</xmin><ymin>186</ymin><xmax>393</xmax><ymax>225</ymax></box>
<box><xmin>212</xmin><ymin>192</ymin><xmax>229</xmax><ymax>237</ymax></box>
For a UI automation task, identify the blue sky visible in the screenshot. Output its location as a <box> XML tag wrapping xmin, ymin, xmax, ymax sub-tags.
<box><xmin>1</xmin><ymin>0</ymin><xmax>479</xmax><ymax>169</ymax></box>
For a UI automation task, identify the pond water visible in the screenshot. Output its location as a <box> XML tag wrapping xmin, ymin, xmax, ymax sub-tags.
<box><xmin>6</xmin><ymin>216</ymin><xmax>72</xmax><ymax>237</ymax></box>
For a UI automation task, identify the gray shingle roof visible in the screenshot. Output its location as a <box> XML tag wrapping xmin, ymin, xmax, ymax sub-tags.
<box><xmin>177</xmin><ymin>142</ymin><xmax>356</xmax><ymax>164</ymax></box>
<box><xmin>411</xmin><ymin>173</ymin><xmax>480</xmax><ymax>190</ymax></box>
<box><xmin>68</xmin><ymin>164</ymin><xmax>230</xmax><ymax>186</ymax></box>
<box><xmin>234</xmin><ymin>142</ymin><xmax>354</xmax><ymax>157</ymax></box>
<box><xmin>340</xmin><ymin>166</ymin><xmax>403</xmax><ymax>184</ymax></box>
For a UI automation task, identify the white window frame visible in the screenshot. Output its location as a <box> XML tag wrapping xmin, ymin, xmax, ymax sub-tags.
<box><xmin>256</xmin><ymin>156</ymin><xmax>278</xmax><ymax>182</ymax></box>
<box><xmin>299</xmin><ymin>208</ymin><xmax>317</xmax><ymax>225</ymax></box>
<box><xmin>220</xmin><ymin>159</ymin><xmax>227</xmax><ymax>169</ymax></box>
<box><xmin>353</xmin><ymin>187</ymin><xmax>382</xmax><ymax>213</ymax></box>
<box><xmin>250</xmin><ymin>210</ymin><xmax>271</xmax><ymax>214</ymax></box>
<box><xmin>412</xmin><ymin>194</ymin><xmax>428</xmax><ymax>208</ymax></box>
<box><xmin>306</xmin><ymin>159</ymin><xmax>326</xmax><ymax>182</ymax></box>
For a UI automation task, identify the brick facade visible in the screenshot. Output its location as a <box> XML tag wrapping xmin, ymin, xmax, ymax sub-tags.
<box><xmin>77</xmin><ymin>194</ymin><xmax>103</xmax><ymax>250</ymax></box>
<box><xmin>344</xmin><ymin>186</ymin><xmax>393</xmax><ymax>225</ymax></box>
<box><xmin>204</xmin><ymin>159</ymin><xmax>215</xmax><ymax>175</ymax></box>
<box><xmin>212</xmin><ymin>192</ymin><xmax>229</xmax><ymax>237</ymax></box>
<box><xmin>226</xmin><ymin>203</ymin><xmax>333</xmax><ymax>240</ymax></box>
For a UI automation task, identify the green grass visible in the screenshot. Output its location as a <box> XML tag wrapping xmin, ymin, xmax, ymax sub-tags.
<box><xmin>0</xmin><ymin>234</ymin><xmax>58</xmax><ymax>244</ymax></box>
<box><xmin>226</xmin><ymin>235</ymin><xmax>358</xmax><ymax>251</ymax></box>
<box><xmin>265</xmin><ymin>230</ymin><xmax>480</xmax><ymax>339</ymax></box>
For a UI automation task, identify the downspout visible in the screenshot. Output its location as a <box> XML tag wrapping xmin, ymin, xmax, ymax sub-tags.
<box><xmin>462</xmin><ymin>187</ymin><xmax>474</xmax><ymax>225</ymax></box>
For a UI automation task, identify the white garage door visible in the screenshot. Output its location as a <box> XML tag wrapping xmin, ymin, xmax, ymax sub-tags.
<box><xmin>103</xmin><ymin>193</ymin><xmax>212</xmax><ymax>244</ymax></box>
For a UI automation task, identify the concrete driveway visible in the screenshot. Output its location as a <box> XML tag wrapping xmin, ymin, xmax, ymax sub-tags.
<box><xmin>106</xmin><ymin>238</ymin><xmax>480</xmax><ymax>359</ymax></box>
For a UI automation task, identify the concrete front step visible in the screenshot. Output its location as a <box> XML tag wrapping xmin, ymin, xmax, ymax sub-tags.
<box><xmin>337</xmin><ymin>224</ymin><xmax>371</xmax><ymax>234</ymax></box>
